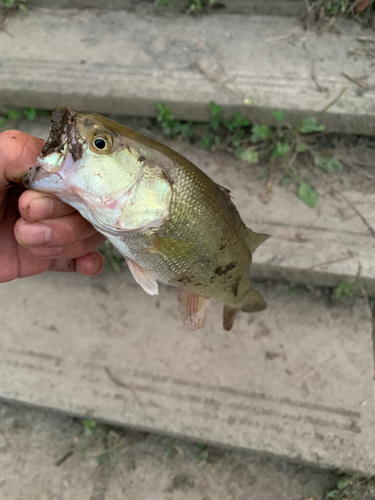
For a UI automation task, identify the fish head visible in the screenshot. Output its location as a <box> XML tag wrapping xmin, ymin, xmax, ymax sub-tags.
<box><xmin>25</xmin><ymin>106</ymin><xmax>173</xmax><ymax>235</ymax></box>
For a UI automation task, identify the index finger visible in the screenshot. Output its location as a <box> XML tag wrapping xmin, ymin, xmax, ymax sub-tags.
<box><xmin>0</xmin><ymin>130</ymin><xmax>44</xmax><ymax>190</ymax></box>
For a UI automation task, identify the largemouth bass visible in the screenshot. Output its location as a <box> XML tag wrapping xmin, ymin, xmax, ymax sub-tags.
<box><xmin>25</xmin><ymin>106</ymin><xmax>269</xmax><ymax>330</ymax></box>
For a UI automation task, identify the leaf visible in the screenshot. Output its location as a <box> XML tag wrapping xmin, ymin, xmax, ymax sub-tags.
<box><xmin>24</xmin><ymin>107</ymin><xmax>36</xmax><ymax>120</ymax></box>
<box><xmin>336</xmin><ymin>477</ymin><xmax>350</xmax><ymax>490</ymax></box>
<box><xmin>314</xmin><ymin>154</ymin><xmax>342</xmax><ymax>173</ymax></box>
<box><xmin>298</xmin><ymin>182</ymin><xmax>319</xmax><ymax>208</ymax></box>
<box><xmin>296</xmin><ymin>142</ymin><xmax>308</xmax><ymax>152</ymax></box>
<box><xmin>209</xmin><ymin>101</ymin><xmax>223</xmax><ymax>117</ymax></box>
<box><xmin>201</xmin><ymin>134</ymin><xmax>213</xmax><ymax>149</ymax></box>
<box><xmin>272</xmin><ymin>110</ymin><xmax>284</xmax><ymax>123</ymax></box>
<box><xmin>235</xmin><ymin>147</ymin><xmax>259</xmax><ymax>163</ymax></box>
<box><xmin>0</xmin><ymin>116</ymin><xmax>7</xmax><ymax>127</ymax></box>
<box><xmin>252</xmin><ymin>124</ymin><xmax>272</xmax><ymax>140</ymax></box>
<box><xmin>82</xmin><ymin>419</ymin><xmax>97</xmax><ymax>436</ymax></box>
<box><xmin>298</xmin><ymin>117</ymin><xmax>325</xmax><ymax>134</ymax></box>
<box><xmin>7</xmin><ymin>109</ymin><xmax>20</xmax><ymax>119</ymax></box>
<box><xmin>96</xmin><ymin>453</ymin><xmax>106</xmax><ymax>464</ymax></box>
<box><xmin>272</xmin><ymin>142</ymin><xmax>290</xmax><ymax>158</ymax></box>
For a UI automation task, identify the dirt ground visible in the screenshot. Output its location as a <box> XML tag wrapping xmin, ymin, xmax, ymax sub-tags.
<box><xmin>0</xmin><ymin>401</ymin><xmax>338</xmax><ymax>500</ymax></box>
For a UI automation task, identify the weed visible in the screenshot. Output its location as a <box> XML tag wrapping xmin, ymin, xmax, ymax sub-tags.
<box><xmin>325</xmin><ymin>474</ymin><xmax>375</xmax><ymax>499</ymax></box>
<box><xmin>0</xmin><ymin>107</ymin><xmax>50</xmax><ymax>129</ymax></box>
<box><xmin>0</xmin><ymin>0</ymin><xmax>27</xmax><ymax>10</ymax></box>
<box><xmin>332</xmin><ymin>281</ymin><xmax>356</xmax><ymax>298</ymax></box>
<box><xmin>154</xmin><ymin>0</ymin><xmax>218</xmax><ymax>13</ymax></box>
<box><xmin>156</xmin><ymin>103</ymin><xmax>193</xmax><ymax>140</ymax></box>
<box><xmin>304</xmin><ymin>0</ymin><xmax>374</xmax><ymax>28</ymax></box>
<box><xmin>82</xmin><ymin>419</ymin><xmax>98</xmax><ymax>437</ymax></box>
<box><xmin>196</xmin><ymin>443</ymin><xmax>209</xmax><ymax>462</ymax></box>
<box><xmin>99</xmin><ymin>241</ymin><xmax>124</xmax><ymax>272</ymax></box>
<box><xmin>156</xmin><ymin>101</ymin><xmax>343</xmax><ymax>208</ymax></box>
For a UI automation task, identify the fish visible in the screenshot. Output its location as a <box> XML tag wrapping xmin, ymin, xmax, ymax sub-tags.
<box><xmin>24</xmin><ymin>106</ymin><xmax>269</xmax><ymax>331</ymax></box>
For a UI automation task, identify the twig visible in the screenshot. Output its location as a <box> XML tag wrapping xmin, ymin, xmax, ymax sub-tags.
<box><xmin>333</xmin><ymin>189</ymin><xmax>375</xmax><ymax>239</ymax></box>
<box><xmin>320</xmin><ymin>87</ymin><xmax>347</xmax><ymax>114</ymax></box>
<box><xmin>357</xmin><ymin>36</ymin><xmax>375</xmax><ymax>43</ymax></box>
<box><xmin>341</xmin><ymin>72</ymin><xmax>369</xmax><ymax>90</ymax></box>
<box><xmin>55</xmin><ymin>450</ymin><xmax>73</xmax><ymax>467</ymax></box>
<box><xmin>104</xmin><ymin>367</ymin><xmax>152</xmax><ymax>421</ymax></box>
<box><xmin>306</xmin><ymin>252</ymin><xmax>355</xmax><ymax>270</ymax></box>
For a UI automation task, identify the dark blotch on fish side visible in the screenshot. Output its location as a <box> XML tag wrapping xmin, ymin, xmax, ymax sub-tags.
<box><xmin>138</xmin><ymin>156</ymin><xmax>146</xmax><ymax>163</ymax></box>
<box><xmin>215</xmin><ymin>262</ymin><xmax>237</xmax><ymax>276</ymax></box>
<box><xmin>177</xmin><ymin>274</ymin><xmax>192</xmax><ymax>284</ymax></box>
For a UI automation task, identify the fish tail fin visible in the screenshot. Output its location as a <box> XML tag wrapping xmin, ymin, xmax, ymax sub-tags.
<box><xmin>241</xmin><ymin>285</ymin><xmax>267</xmax><ymax>313</ymax></box>
<box><xmin>223</xmin><ymin>286</ymin><xmax>266</xmax><ymax>331</ymax></box>
<box><xmin>244</xmin><ymin>228</ymin><xmax>270</xmax><ymax>254</ymax></box>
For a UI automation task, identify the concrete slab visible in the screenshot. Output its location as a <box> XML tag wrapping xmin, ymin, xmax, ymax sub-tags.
<box><xmin>0</xmin><ymin>271</ymin><xmax>374</xmax><ymax>474</ymax></box>
<box><xmin>0</xmin><ymin>8</ymin><xmax>375</xmax><ymax>134</ymax></box>
<box><xmin>14</xmin><ymin>117</ymin><xmax>375</xmax><ymax>293</ymax></box>
<box><xmin>27</xmin><ymin>0</ymin><xmax>306</xmax><ymax>17</ymax></box>
<box><xmin>0</xmin><ymin>402</ymin><xmax>337</xmax><ymax>500</ymax></box>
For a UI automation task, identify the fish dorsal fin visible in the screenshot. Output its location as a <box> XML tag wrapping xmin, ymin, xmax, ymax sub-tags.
<box><xmin>245</xmin><ymin>228</ymin><xmax>270</xmax><ymax>254</ymax></box>
<box><xmin>177</xmin><ymin>290</ymin><xmax>210</xmax><ymax>331</ymax></box>
<box><xmin>125</xmin><ymin>257</ymin><xmax>159</xmax><ymax>296</ymax></box>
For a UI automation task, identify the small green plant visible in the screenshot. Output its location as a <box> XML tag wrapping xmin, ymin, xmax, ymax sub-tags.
<box><xmin>155</xmin><ymin>101</ymin><xmax>342</xmax><ymax>208</ymax></box>
<box><xmin>196</xmin><ymin>443</ymin><xmax>209</xmax><ymax>461</ymax></box>
<box><xmin>154</xmin><ymin>0</ymin><xmax>218</xmax><ymax>12</ymax></box>
<box><xmin>201</xmin><ymin>101</ymin><xmax>251</xmax><ymax>152</ymax></box>
<box><xmin>0</xmin><ymin>107</ymin><xmax>49</xmax><ymax>129</ymax></box>
<box><xmin>0</xmin><ymin>0</ymin><xmax>27</xmax><ymax>10</ymax></box>
<box><xmin>156</xmin><ymin>103</ymin><xmax>194</xmax><ymax>140</ymax></box>
<box><xmin>326</xmin><ymin>475</ymin><xmax>375</xmax><ymax>500</ymax></box>
<box><xmin>82</xmin><ymin>419</ymin><xmax>98</xmax><ymax>437</ymax></box>
<box><xmin>333</xmin><ymin>281</ymin><xmax>356</xmax><ymax>299</ymax></box>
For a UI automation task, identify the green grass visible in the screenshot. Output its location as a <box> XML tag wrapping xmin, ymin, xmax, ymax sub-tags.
<box><xmin>156</xmin><ymin>101</ymin><xmax>343</xmax><ymax>209</ymax></box>
<box><xmin>326</xmin><ymin>475</ymin><xmax>375</xmax><ymax>499</ymax></box>
<box><xmin>0</xmin><ymin>107</ymin><xmax>50</xmax><ymax>129</ymax></box>
<box><xmin>155</xmin><ymin>0</ymin><xmax>218</xmax><ymax>13</ymax></box>
<box><xmin>0</xmin><ymin>0</ymin><xmax>27</xmax><ymax>10</ymax></box>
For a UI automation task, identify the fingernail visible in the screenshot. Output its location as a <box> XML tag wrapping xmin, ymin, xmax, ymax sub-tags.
<box><xmin>90</xmin><ymin>255</ymin><xmax>102</xmax><ymax>275</ymax></box>
<box><xmin>29</xmin><ymin>197</ymin><xmax>54</xmax><ymax>220</ymax></box>
<box><xmin>30</xmin><ymin>246</ymin><xmax>63</xmax><ymax>257</ymax></box>
<box><xmin>18</xmin><ymin>222</ymin><xmax>52</xmax><ymax>245</ymax></box>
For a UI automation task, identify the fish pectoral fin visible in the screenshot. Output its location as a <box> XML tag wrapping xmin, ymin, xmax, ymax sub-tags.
<box><xmin>148</xmin><ymin>234</ymin><xmax>196</xmax><ymax>259</ymax></box>
<box><xmin>223</xmin><ymin>305</ymin><xmax>238</xmax><ymax>331</ymax></box>
<box><xmin>244</xmin><ymin>228</ymin><xmax>270</xmax><ymax>254</ymax></box>
<box><xmin>177</xmin><ymin>290</ymin><xmax>210</xmax><ymax>331</ymax></box>
<box><xmin>125</xmin><ymin>257</ymin><xmax>159</xmax><ymax>296</ymax></box>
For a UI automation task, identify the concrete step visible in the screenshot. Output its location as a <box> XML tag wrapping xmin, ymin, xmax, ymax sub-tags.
<box><xmin>1</xmin><ymin>118</ymin><xmax>375</xmax><ymax>474</ymax></box>
<box><xmin>0</xmin><ymin>271</ymin><xmax>374</xmax><ymax>475</ymax></box>
<box><xmin>0</xmin><ymin>7</ymin><xmax>374</xmax><ymax>134</ymax></box>
<box><xmin>27</xmin><ymin>0</ymin><xmax>306</xmax><ymax>17</ymax></box>
<box><xmin>16</xmin><ymin>117</ymin><xmax>375</xmax><ymax>293</ymax></box>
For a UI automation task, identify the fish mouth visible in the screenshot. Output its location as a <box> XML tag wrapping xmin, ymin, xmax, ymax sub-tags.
<box><xmin>23</xmin><ymin>106</ymin><xmax>83</xmax><ymax>188</ymax></box>
<box><xmin>41</xmin><ymin>105</ymin><xmax>76</xmax><ymax>158</ymax></box>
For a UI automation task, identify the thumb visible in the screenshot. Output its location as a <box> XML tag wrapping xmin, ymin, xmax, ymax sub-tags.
<box><xmin>0</xmin><ymin>130</ymin><xmax>44</xmax><ymax>190</ymax></box>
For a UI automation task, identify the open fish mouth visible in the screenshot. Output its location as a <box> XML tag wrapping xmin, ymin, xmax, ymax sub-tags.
<box><xmin>40</xmin><ymin>105</ymin><xmax>76</xmax><ymax>158</ymax></box>
<box><xmin>23</xmin><ymin>106</ymin><xmax>84</xmax><ymax>188</ymax></box>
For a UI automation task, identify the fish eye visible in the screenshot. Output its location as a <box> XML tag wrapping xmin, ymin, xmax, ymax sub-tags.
<box><xmin>92</xmin><ymin>133</ymin><xmax>112</xmax><ymax>151</ymax></box>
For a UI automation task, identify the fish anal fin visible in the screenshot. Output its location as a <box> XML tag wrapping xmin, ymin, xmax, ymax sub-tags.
<box><xmin>177</xmin><ymin>290</ymin><xmax>210</xmax><ymax>331</ymax></box>
<box><xmin>125</xmin><ymin>257</ymin><xmax>159</xmax><ymax>296</ymax></box>
<box><xmin>245</xmin><ymin>228</ymin><xmax>270</xmax><ymax>254</ymax></box>
<box><xmin>223</xmin><ymin>306</ymin><xmax>238</xmax><ymax>331</ymax></box>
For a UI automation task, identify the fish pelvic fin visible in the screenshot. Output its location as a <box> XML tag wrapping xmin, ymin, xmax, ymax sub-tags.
<box><xmin>177</xmin><ymin>290</ymin><xmax>210</xmax><ymax>331</ymax></box>
<box><xmin>125</xmin><ymin>257</ymin><xmax>159</xmax><ymax>295</ymax></box>
<box><xmin>244</xmin><ymin>228</ymin><xmax>270</xmax><ymax>254</ymax></box>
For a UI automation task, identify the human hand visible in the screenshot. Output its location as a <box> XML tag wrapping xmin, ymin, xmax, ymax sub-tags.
<box><xmin>0</xmin><ymin>130</ymin><xmax>106</xmax><ymax>283</ymax></box>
